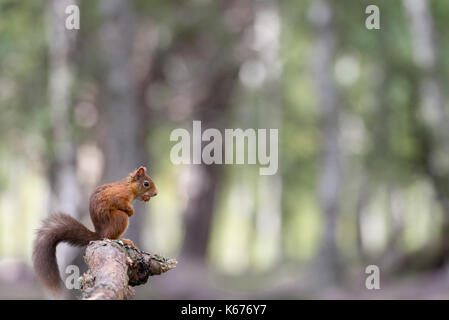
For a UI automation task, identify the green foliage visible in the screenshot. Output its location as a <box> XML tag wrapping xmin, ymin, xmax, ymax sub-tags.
<box><xmin>1</xmin><ymin>0</ymin><xmax>449</xmax><ymax>294</ymax></box>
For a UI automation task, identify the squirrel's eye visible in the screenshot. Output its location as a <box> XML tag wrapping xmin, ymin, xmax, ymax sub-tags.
<box><xmin>143</xmin><ymin>181</ymin><xmax>150</xmax><ymax>188</ymax></box>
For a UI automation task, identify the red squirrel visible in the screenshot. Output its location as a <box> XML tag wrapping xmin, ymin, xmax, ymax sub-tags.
<box><xmin>32</xmin><ymin>166</ymin><xmax>157</xmax><ymax>294</ymax></box>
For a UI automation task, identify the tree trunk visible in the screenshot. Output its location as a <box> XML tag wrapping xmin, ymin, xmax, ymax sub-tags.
<box><xmin>308</xmin><ymin>0</ymin><xmax>342</xmax><ymax>286</ymax></box>
<box><xmin>47</xmin><ymin>0</ymin><xmax>82</xmax><ymax>282</ymax></box>
<box><xmin>180</xmin><ymin>69</ymin><xmax>239</xmax><ymax>262</ymax></box>
<box><xmin>98</xmin><ymin>0</ymin><xmax>146</xmax><ymax>246</ymax></box>
<box><xmin>403</xmin><ymin>0</ymin><xmax>449</xmax><ymax>211</ymax></box>
<box><xmin>179</xmin><ymin>0</ymin><xmax>255</xmax><ymax>264</ymax></box>
<box><xmin>252</xmin><ymin>0</ymin><xmax>282</xmax><ymax>267</ymax></box>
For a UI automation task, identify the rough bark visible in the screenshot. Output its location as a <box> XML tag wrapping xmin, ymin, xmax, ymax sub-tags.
<box><xmin>80</xmin><ymin>239</ymin><xmax>177</xmax><ymax>300</ymax></box>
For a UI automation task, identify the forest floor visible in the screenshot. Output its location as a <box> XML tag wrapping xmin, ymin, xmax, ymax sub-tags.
<box><xmin>138</xmin><ymin>261</ymin><xmax>449</xmax><ymax>299</ymax></box>
<box><xmin>2</xmin><ymin>260</ymin><xmax>449</xmax><ymax>299</ymax></box>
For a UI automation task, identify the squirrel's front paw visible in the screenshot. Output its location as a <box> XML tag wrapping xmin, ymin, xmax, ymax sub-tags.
<box><xmin>119</xmin><ymin>238</ymin><xmax>135</xmax><ymax>248</ymax></box>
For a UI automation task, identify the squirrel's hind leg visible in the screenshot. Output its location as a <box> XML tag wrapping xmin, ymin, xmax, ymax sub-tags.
<box><xmin>96</xmin><ymin>211</ymin><xmax>135</xmax><ymax>247</ymax></box>
<box><xmin>98</xmin><ymin>210</ymin><xmax>130</xmax><ymax>239</ymax></box>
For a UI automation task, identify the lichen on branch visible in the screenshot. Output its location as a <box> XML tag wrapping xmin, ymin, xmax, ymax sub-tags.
<box><xmin>80</xmin><ymin>239</ymin><xmax>177</xmax><ymax>300</ymax></box>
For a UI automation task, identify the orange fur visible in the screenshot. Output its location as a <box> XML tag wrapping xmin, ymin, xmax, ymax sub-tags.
<box><xmin>32</xmin><ymin>166</ymin><xmax>157</xmax><ymax>294</ymax></box>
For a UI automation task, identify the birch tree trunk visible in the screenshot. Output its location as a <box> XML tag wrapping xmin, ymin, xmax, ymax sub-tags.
<box><xmin>308</xmin><ymin>0</ymin><xmax>342</xmax><ymax>286</ymax></box>
<box><xmin>253</xmin><ymin>0</ymin><xmax>282</xmax><ymax>268</ymax></box>
<box><xmin>402</xmin><ymin>0</ymin><xmax>449</xmax><ymax>217</ymax></box>
<box><xmin>400</xmin><ymin>0</ymin><xmax>449</xmax><ymax>270</ymax></box>
<box><xmin>47</xmin><ymin>0</ymin><xmax>82</xmax><ymax>282</ymax></box>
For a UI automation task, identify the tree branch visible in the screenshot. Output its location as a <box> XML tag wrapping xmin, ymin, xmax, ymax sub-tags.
<box><xmin>80</xmin><ymin>239</ymin><xmax>177</xmax><ymax>300</ymax></box>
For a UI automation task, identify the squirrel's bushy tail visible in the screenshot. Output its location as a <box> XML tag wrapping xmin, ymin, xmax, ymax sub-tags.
<box><xmin>32</xmin><ymin>213</ymin><xmax>99</xmax><ymax>294</ymax></box>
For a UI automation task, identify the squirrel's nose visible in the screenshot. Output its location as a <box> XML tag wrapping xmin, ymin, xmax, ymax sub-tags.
<box><xmin>152</xmin><ymin>188</ymin><xmax>158</xmax><ymax>197</ymax></box>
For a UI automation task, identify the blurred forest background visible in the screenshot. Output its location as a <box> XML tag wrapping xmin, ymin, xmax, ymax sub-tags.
<box><xmin>1</xmin><ymin>0</ymin><xmax>449</xmax><ymax>299</ymax></box>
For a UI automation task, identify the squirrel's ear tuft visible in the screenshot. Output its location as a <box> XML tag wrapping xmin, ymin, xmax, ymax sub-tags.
<box><xmin>135</xmin><ymin>166</ymin><xmax>146</xmax><ymax>178</ymax></box>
